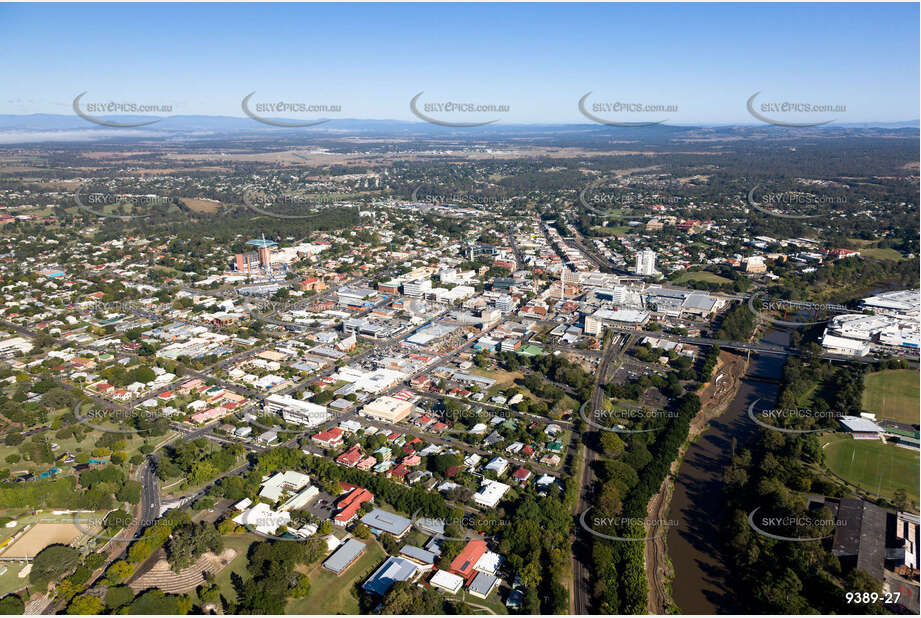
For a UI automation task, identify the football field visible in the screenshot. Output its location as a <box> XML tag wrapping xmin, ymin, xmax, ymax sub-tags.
<box><xmin>823</xmin><ymin>437</ymin><xmax>919</xmax><ymax>504</ymax></box>
<box><xmin>861</xmin><ymin>369</ymin><xmax>920</xmax><ymax>425</ymax></box>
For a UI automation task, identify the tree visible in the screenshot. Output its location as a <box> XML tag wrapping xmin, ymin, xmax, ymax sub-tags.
<box><xmin>30</xmin><ymin>544</ymin><xmax>80</xmax><ymax>588</ymax></box>
<box><xmin>166</xmin><ymin>522</ymin><xmax>223</xmax><ymax>573</ymax></box>
<box><xmin>0</xmin><ymin>594</ymin><xmax>24</xmax><ymax>615</ymax></box>
<box><xmin>104</xmin><ymin>586</ymin><xmax>135</xmax><ymax>610</ymax></box>
<box><xmin>83</xmin><ymin>553</ymin><xmax>106</xmax><ymax>571</ymax></box>
<box><xmin>106</xmin><ymin>560</ymin><xmax>134</xmax><ymax>584</ymax></box>
<box><xmin>289</xmin><ymin>573</ymin><xmax>310</xmax><ymax>598</ymax></box>
<box><xmin>66</xmin><ymin>595</ymin><xmax>104</xmax><ymax>615</ymax></box>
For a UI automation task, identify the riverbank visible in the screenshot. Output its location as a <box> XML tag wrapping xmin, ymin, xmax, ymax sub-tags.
<box><xmin>645</xmin><ymin>351</ymin><xmax>749</xmax><ymax>614</ymax></box>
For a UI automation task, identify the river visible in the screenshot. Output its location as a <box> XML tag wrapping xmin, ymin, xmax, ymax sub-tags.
<box><xmin>665</xmin><ymin>329</ymin><xmax>790</xmax><ymax>614</ymax></box>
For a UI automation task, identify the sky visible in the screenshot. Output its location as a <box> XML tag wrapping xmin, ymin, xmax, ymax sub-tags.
<box><xmin>0</xmin><ymin>2</ymin><xmax>918</xmax><ymax>125</ymax></box>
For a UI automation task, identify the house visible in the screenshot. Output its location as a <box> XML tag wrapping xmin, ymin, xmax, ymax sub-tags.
<box><xmin>484</xmin><ymin>457</ymin><xmax>509</xmax><ymax>476</ymax></box>
<box><xmin>474</xmin><ymin>479</ymin><xmax>511</xmax><ymax>509</ymax></box>
<box><xmin>450</xmin><ymin>539</ymin><xmax>488</xmax><ymax>583</ymax></box>
<box><xmin>389</xmin><ymin>464</ymin><xmax>409</xmax><ymax>482</ymax></box>
<box><xmin>511</xmin><ymin>467</ymin><xmax>532</xmax><ymax>485</ymax></box>
<box><xmin>312</xmin><ymin>427</ymin><xmax>345</xmax><ymax>447</ymax></box>
<box><xmin>356</xmin><ymin>456</ymin><xmax>377</xmax><ymax>471</ymax></box>
<box><xmin>336</xmin><ymin>444</ymin><xmax>364</xmax><ymax>467</ymax></box>
<box><xmin>333</xmin><ymin>484</ymin><xmax>374</xmax><ymax>526</ymax></box>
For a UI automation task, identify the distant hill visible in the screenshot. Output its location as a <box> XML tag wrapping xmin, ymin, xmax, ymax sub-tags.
<box><xmin>0</xmin><ymin>114</ymin><xmax>916</xmax><ymax>144</ymax></box>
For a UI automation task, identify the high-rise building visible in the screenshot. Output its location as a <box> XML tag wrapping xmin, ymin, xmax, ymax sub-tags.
<box><xmin>636</xmin><ymin>250</ymin><xmax>656</xmax><ymax>276</ymax></box>
<box><xmin>235</xmin><ymin>252</ymin><xmax>259</xmax><ymax>273</ymax></box>
<box><xmin>246</xmin><ymin>237</ymin><xmax>278</xmax><ymax>268</ymax></box>
<box><xmin>402</xmin><ymin>279</ymin><xmax>432</xmax><ymax>298</ymax></box>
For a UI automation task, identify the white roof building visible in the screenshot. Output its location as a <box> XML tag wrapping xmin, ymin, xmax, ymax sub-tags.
<box><xmin>429</xmin><ymin>569</ymin><xmax>464</xmax><ymax>594</ymax></box>
<box><xmin>821</xmin><ymin>332</ymin><xmax>871</xmax><ymax>357</ymax></box>
<box><xmin>232</xmin><ymin>502</ymin><xmax>290</xmax><ymax>536</ymax></box>
<box><xmin>474</xmin><ymin>479</ymin><xmax>511</xmax><ymax>508</ymax></box>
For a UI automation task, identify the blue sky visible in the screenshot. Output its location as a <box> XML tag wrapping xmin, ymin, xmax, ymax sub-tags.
<box><xmin>0</xmin><ymin>3</ymin><xmax>918</xmax><ymax>124</ymax></box>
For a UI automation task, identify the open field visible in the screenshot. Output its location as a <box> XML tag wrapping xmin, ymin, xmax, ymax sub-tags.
<box><xmin>211</xmin><ymin>533</ymin><xmax>260</xmax><ymax>604</ymax></box>
<box><xmin>0</xmin><ymin>522</ymin><xmax>84</xmax><ymax>558</ymax></box>
<box><xmin>180</xmin><ymin>198</ymin><xmax>222</xmax><ymax>213</ymax></box>
<box><xmin>285</xmin><ymin>538</ymin><xmax>385</xmax><ymax>615</ymax></box>
<box><xmin>858</xmin><ymin>247</ymin><xmax>906</xmax><ymax>261</ymax></box>
<box><xmin>862</xmin><ymin>369</ymin><xmax>920</xmax><ymax>424</ymax></box>
<box><xmin>822</xmin><ymin>436</ymin><xmax>919</xmax><ymax>504</ymax></box>
<box><xmin>673</xmin><ymin>271</ymin><xmax>732</xmax><ymax>285</ymax></box>
<box><xmin>0</xmin><ymin>559</ymin><xmax>32</xmax><ymax>598</ymax></box>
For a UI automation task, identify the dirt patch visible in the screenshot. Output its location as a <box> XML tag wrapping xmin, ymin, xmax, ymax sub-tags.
<box><xmin>645</xmin><ymin>351</ymin><xmax>748</xmax><ymax>614</ymax></box>
<box><xmin>0</xmin><ymin>523</ymin><xmax>84</xmax><ymax>558</ymax></box>
<box><xmin>129</xmin><ymin>548</ymin><xmax>237</xmax><ymax>594</ymax></box>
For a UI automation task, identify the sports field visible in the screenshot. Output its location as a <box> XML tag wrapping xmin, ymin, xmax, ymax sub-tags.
<box><xmin>673</xmin><ymin>271</ymin><xmax>732</xmax><ymax>285</ymax></box>
<box><xmin>0</xmin><ymin>523</ymin><xmax>84</xmax><ymax>559</ymax></box>
<box><xmin>823</xmin><ymin>437</ymin><xmax>919</xmax><ymax>504</ymax></box>
<box><xmin>862</xmin><ymin>369</ymin><xmax>920</xmax><ymax>425</ymax></box>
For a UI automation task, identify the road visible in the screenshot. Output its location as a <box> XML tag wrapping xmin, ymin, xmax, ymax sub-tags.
<box><xmin>139</xmin><ymin>455</ymin><xmax>161</xmax><ymax>524</ymax></box>
<box><xmin>571</xmin><ymin>334</ymin><xmax>622</xmax><ymax>614</ymax></box>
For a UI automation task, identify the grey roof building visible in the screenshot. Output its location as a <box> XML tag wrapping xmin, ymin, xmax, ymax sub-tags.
<box><xmin>360</xmin><ymin>508</ymin><xmax>412</xmax><ymax>537</ymax></box>
<box><xmin>362</xmin><ymin>556</ymin><xmax>418</xmax><ymax>596</ymax></box>
<box><xmin>399</xmin><ymin>544</ymin><xmax>437</xmax><ymax>565</ymax></box>
<box><xmin>322</xmin><ymin>538</ymin><xmax>367</xmax><ymax>574</ymax></box>
<box><xmin>468</xmin><ymin>571</ymin><xmax>499</xmax><ymax>599</ymax></box>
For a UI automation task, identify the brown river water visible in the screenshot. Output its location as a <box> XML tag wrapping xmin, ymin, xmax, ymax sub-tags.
<box><xmin>666</xmin><ymin>330</ymin><xmax>789</xmax><ymax>614</ymax></box>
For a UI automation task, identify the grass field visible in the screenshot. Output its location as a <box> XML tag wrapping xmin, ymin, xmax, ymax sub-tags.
<box><xmin>673</xmin><ymin>271</ymin><xmax>731</xmax><ymax>285</ymax></box>
<box><xmin>862</xmin><ymin>370</ymin><xmax>920</xmax><ymax>425</ymax></box>
<box><xmin>285</xmin><ymin>538</ymin><xmax>385</xmax><ymax>615</ymax></box>
<box><xmin>211</xmin><ymin>533</ymin><xmax>260</xmax><ymax>604</ymax></box>
<box><xmin>0</xmin><ymin>560</ymin><xmax>31</xmax><ymax>598</ymax></box>
<box><xmin>858</xmin><ymin>247</ymin><xmax>906</xmax><ymax>261</ymax></box>
<box><xmin>822</xmin><ymin>437</ymin><xmax>919</xmax><ymax>504</ymax></box>
<box><xmin>180</xmin><ymin>198</ymin><xmax>221</xmax><ymax>213</ymax></box>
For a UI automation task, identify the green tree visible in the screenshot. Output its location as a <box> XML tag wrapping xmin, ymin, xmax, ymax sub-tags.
<box><xmin>66</xmin><ymin>595</ymin><xmax>105</xmax><ymax>615</ymax></box>
<box><xmin>30</xmin><ymin>545</ymin><xmax>80</xmax><ymax>588</ymax></box>
<box><xmin>0</xmin><ymin>594</ymin><xmax>24</xmax><ymax>615</ymax></box>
